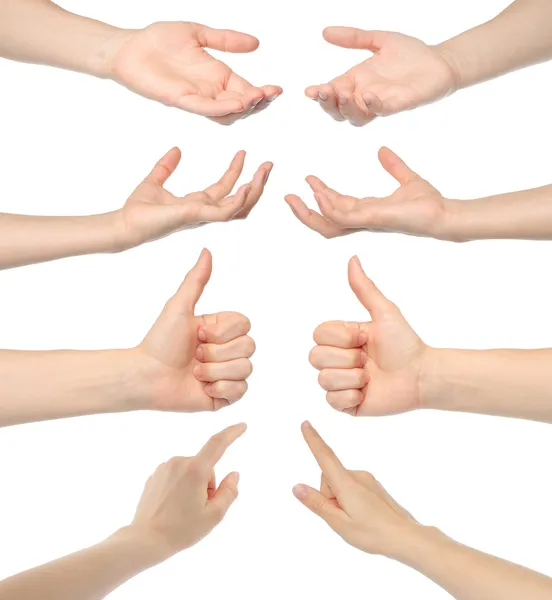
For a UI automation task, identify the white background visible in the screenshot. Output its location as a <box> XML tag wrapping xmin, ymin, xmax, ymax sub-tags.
<box><xmin>1</xmin><ymin>0</ymin><xmax>552</xmax><ymax>598</ymax></box>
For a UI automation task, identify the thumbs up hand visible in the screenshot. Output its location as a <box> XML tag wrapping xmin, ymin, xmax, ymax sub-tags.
<box><xmin>138</xmin><ymin>249</ymin><xmax>255</xmax><ymax>413</ymax></box>
<box><xmin>309</xmin><ymin>257</ymin><xmax>428</xmax><ymax>416</ymax></box>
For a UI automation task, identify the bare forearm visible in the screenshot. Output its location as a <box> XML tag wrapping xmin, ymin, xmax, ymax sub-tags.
<box><xmin>440</xmin><ymin>185</ymin><xmax>552</xmax><ymax>242</ymax></box>
<box><xmin>0</xmin><ymin>0</ymin><xmax>122</xmax><ymax>77</ymax></box>
<box><xmin>395</xmin><ymin>525</ymin><xmax>552</xmax><ymax>600</ymax></box>
<box><xmin>420</xmin><ymin>348</ymin><xmax>552</xmax><ymax>422</ymax></box>
<box><xmin>0</xmin><ymin>212</ymin><xmax>123</xmax><ymax>270</ymax></box>
<box><xmin>438</xmin><ymin>0</ymin><xmax>552</xmax><ymax>89</ymax></box>
<box><xmin>0</xmin><ymin>348</ymin><xmax>152</xmax><ymax>427</ymax></box>
<box><xmin>0</xmin><ymin>528</ymin><xmax>171</xmax><ymax>600</ymax></box>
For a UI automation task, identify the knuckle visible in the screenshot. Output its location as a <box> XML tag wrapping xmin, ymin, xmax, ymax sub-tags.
<box><xmin>318</xmin><ymin>370</ymin><xmax>331</xmax><ymax>390</ymax></box>
<box><xmin>232</xmin><ymin>381</ymin><xmax>248</xmax><ymax>400</ymax></box>
<box><xmin>308</xmin><ymin>346</ymin><xmax>321</xmax><ymax>368</ymax></box>
<box><xmin>243</xmin><ymin>337</ymin><xmax>256</xmax><ymax>357</ymax></box>
<box><xmin>242</xmin><ymin>359</ymin><xmax>253</xmax><ymax>378</ymax></box>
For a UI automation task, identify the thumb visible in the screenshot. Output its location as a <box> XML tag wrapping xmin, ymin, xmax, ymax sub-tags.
<box><xmin>174</xmin><ymin>249</ymin><xmax>213</xmax><ymax>312</ymax></box>
<box><xmin>378</xmin><ymin>147</ymin><xmax>419</xmax><ymax>185</ymax></box>
<box><xmin>293</xmin><ymin>484</ymin><xmax>344</xmax><ymax>525</ymax></box>
<box><xmin>194</xmin><ymin>24</ymin><xmax>260</xmax><ymax>53</ymax></box>
<box><xmin>348</xmin><ymin>256</ymin><xmax>391</xmax><ymax>319</ymax></box>
<box><xmin>323</xmin><ymin>26</ymin><xmax>385</xmax><ymax>51</ymax></box>
<box><xmin>145</xmin><ymin>147</ymin><xmax>182</xmax><ymax>186</ymax></box>
<box><xmin>208</xmin><ymin>472</ymin><xmax>240</xmax><ymax>521</ymax></box>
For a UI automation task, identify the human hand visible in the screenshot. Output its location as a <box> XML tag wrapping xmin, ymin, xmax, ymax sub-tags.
<box><xmin>305</xmin><ymin>27</ymin><xmax>458</xmax><ymax>126</ymax></box>
<box><xmin>293</xmin><ymin>422</ymin><xmax>418</xmax><ymax>557</ymax></box>
<box><xmin>285</xmin><ymin>148</ymin><xmax>448</xmax><ymax>239</ymax></box>
<box><xmin>117</xmin><ymin>149</ymin><xmax>272</xmax><ymax>250</ymax></box>
<box><xmin>129</xmin><ymin>423</ymin><xmax>245</xmax><ymax>554</ymax></box>
<box><xmin>137</xmin><ymin>249</ymin><xmax>255</xmax><ymax>412</ymax></box>
<box><xmin>104</xmin><ymin>22</ymin><xmax>282</xmax><ymax>124</ymax></box>
<box><xmin>309</xmin><ymin>256</ymin><xmax>428</xmax><ymax>416</ymax></box>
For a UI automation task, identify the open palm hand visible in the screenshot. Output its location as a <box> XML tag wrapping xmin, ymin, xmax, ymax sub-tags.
<box><xmin>306</xmin><ymin>27</ymin><xmax>458</xmax><ymax>126</ymax></box>
<box><xmin>108</xmin><ymin>22</ymin><xmax>282</xmax><ymax>124</ymax></box>
<box><xmin>286</xmin><ymin>147</ymin><xmax>447</xmax><ymax>239</ymax></box>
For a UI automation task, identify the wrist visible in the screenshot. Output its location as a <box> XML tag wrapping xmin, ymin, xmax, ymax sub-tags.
<box><xmin>107</xmin><ymin>526</ymin><xmax>177</xmax><ymax>566</ymax></box>
<box><xmin>436</xmin><ymin>199</ymin><xmax>471</xmax><ymax>243</ymax></box>
<box><xmin>418</xmin><ymin>347</ymin><xmax>448</xmax><ymax>410</ymax></box>
<box><xmin>434</xmin><ymin>41</ymin><xmax>465</xmax><ymax>93</ymax></box>
<box><xmin>108</xmin><ymin>348</ymin><xmax>163</xmax><ymax>412</ymax></box>
<box><xmin>391</xmin><ymin>523</ymin><xmax>451</xmax><ymax>568</ymax></box>
<box><xmin>89</xmin><ymin>28</ymin><xmax>137</xmax><ymax>80</ymax></box>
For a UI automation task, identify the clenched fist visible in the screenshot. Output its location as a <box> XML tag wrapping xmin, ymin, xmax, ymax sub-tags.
<box><xmin>138</xmin><ymin>249</ymin><xmax>255</xmax><ymax>412</ymax></box>
<box><xmin>309</xmin><ymin>256</ymin><xmax>428</xmax><ymax>416</ymax></box>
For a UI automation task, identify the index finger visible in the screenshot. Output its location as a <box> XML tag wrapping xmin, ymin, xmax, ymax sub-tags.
<box><xmin>301</xmin><ymin>421</ymin><xmax>350</xmax><ymax>489</ymax></box>
<box><xmin>313</xmin><ymin>321</ymin><xmax>368</xmax><ymax>348</ymax></box>
<box><xmin>196</xmin><ymin>423</ymin><xmax>247</xmax><ymax>468</ymax></box>
<box><xmin>204</xmin><ymin>151</ymin><xmax>246</xmax><ymax>201</ymax></box>
<box><xmin>285</xmin><ymin>195</ymin><xmax>344</xmax><ymax>239</ymax></box>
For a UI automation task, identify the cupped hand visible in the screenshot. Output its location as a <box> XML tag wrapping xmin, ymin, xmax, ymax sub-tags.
<box><xmin>138</xmin><ymin>249</ymin><xmax>255</xmax><ymax>412</ymax></box>
<box><xmin>285</xmin><ymin>147</ymin><xmax>447</xmax><ymax>239</ymax></box>
<box><xmin>106</xmin><ymin>22</ymin><xmax>282</xmax><ymax>124</ymax></box>
<box><xmin>309</xmin><ymin>256</ymin><xmax>428</xmax><ymax>416</ymax></box>
<box><xmin>130</xmin><ymin>423</ymin><xmax>245</xmax><ymax>553</ymax></box>
<box><xmin>305</xmin><ymin>27</ymin><xmax>458</xmax><ymax>126</ymax></box>
<box><xmin>293</xmin><ymin>422</ymin><xmax>418</xmax><ymax>557</ymax></box>
<box><xmin>118</xmin><ymin>148</ymin><xmax>272</xmax><ymax>250</ymax></box>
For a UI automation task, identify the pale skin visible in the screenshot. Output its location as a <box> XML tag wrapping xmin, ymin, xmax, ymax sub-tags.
<box><xmin>293</xmin><ymin>422</ymin><xmax>552</xmax><ymax>600</ymax></box>
<box><xmin>0</xmin><ymin>250</ymin><xmax>255</xmax><ymax>427</ymax></box>
<box><xmin>285</xmin><ymin>147</ymin><xmax>552</xmax><ymax>241</ymax></box>
<box><xmin>305</xmin><ymin>0</ymin><xmax>552</xmax><ymax>126</ymax></box>
<box><xmin>309</xmin><ymin>256</ymin><xmax>552</xmax><ymax>422</ymax></box>
<box><xmin>0</xmin><ymin>0</ymin><xmax>282</xmax><ymax>124</ymax></box>
<box><xmin>0</xmin><ymin>149</ymin><xmax>272</xmax><ymax>270</ymax></box>
<box><xmin>0</xmin><ymin>424</ymin><xmax>245</xmax><ymax>600</ymax></box>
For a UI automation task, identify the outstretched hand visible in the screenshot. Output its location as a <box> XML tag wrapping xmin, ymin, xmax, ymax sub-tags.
<box><xmin>118</xmin><ymin>149</ymin><xmax>272</xmax><ymax>250</ymax></box>
<box><xmin>286</xmin><ymin>147</ymin><xmax>447</xmax><ymax>239</ymax></box>
<box><xmin>106</xmin><ymin>22</ymin><xmax>282</xmax><ymax>124</ymax></box>
<box><xmin>309</xmin><ymin>256</ymin><xmax>428</xmax><ymax>416</ymax></box>
<box><xmin>305</xmin><ymin>27</ymin><xmax>458</xmax><ymax>126</ymax></box>
<box><xmin>138</xmin><ymin>249</ymin><xmax>255</xmax><ymax>412</ymax></box>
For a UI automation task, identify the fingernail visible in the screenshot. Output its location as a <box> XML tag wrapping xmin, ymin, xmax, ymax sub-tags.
<box><xmin>205</xmin><ymin>383</ymin><xmax>213</xmax><ymax>396</ymax></box>
<box><xmin>252</xmin><ymin>97</ymin><xmax>263</xmax><ymax>107</ymax></box>
<box><xmin>338</xmin><ymin>96</ymin><xmax>348</xmax><ymax>106</ymax></box>
<box><xmin>360</xmin><ymin>350</ymin><xmax>368</xmax><ymax>365</ymax></box>
<box><xmin>193</xmin><ymin>365</ymin><xmax>202</xmax><ymax>378</ymax></box>
<box><xmin>264</xmin><ymin>167</ymin><xmax>272</xmax><ymax>184</ymax></box>
<box><xmin>232</xmin><ymin>472</ymin><xmax>240</xmax><ymax>485</ymax></box>
<box><xmin>318</xmin><ymin>92</ymin><xmax>327</xmax><ymax>101</ymax></box>
<box><xmin>359</xmin><ymin>332</ymin><xmax>368</xmax><ymax>346</ymax></box>
<box><xmin>196</xmin><ymin>346</ymin><xmax>204</xmax><ymax>361</ymax></box>
<box><xmin>268</xmin><ymin>94</ymin><xmax>279</xmax><ymax>102</ymax></box>
<box><xmin>293</xmin><ymin>484</ymin><xmax>309</xmax><ymax>499</ymax></box>
<box><xmin>198</xmin><ymin>328</ymin><xmax>207</xmax><ymax>342</ymax></box>
<box><xmin>302</xmin><ymin>420</ymin><xmax>312</xmax><ymax>429</ymax></box>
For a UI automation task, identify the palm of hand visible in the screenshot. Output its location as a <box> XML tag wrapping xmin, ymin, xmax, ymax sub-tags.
<box><xmin>141</xmin><ymin>311</ymin><xmax>212</xmax><ymax>413</ymax></box>
<box><xmin>364</xmin><ymin>178</ymin><xmax>447</xmax><ymax>235</ymax></box>
<box><xmin>345</xmin><ymin>33</ymin><xmax>457</xmax><ymax>114</ymax></box>
<box><xmin>112</xmin><ymin>23</ymin><xmax>234</xmax><ymax>107</ymax></box>
<box><xmin>121</xmin><ymin>181</ymin><xmax>209</xmax><ymax>247</ymax></box>
<box><xmin>359</xmin><ymin>309</ymin><xmax>426</xmax><ymax>416</ymax></box>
